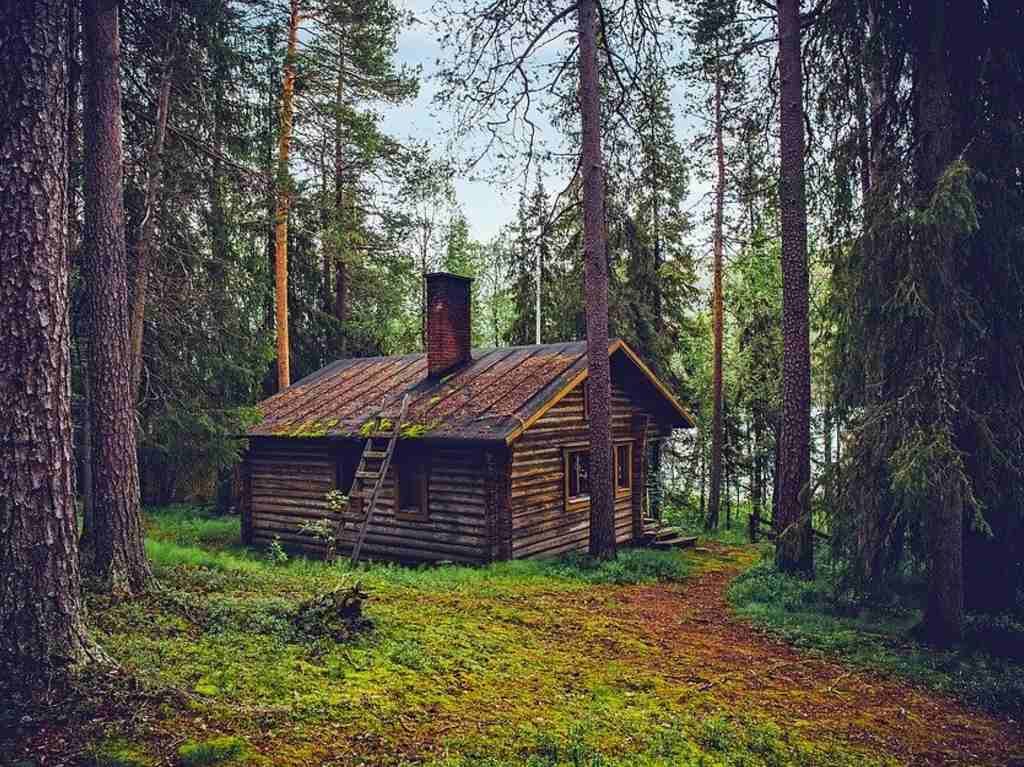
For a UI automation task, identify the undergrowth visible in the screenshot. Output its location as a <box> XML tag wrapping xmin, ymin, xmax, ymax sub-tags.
<box><xmin>7</xmin><ymin>506</ymin><xmax>1010</xmax><ymax>766</ymax></box>
<box><xmin>729</xmin><ymin>554</ymin><xmax>1024</xmax><ymax>716</ymax></box>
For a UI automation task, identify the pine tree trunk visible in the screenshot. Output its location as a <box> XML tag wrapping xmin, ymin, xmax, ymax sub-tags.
<box><xmin>578</xmin><ymin>0</ymin><xmax>615</xmax><ymax>559</ymax></box>
<box><xmin>707</xmin><ymin>56</ymin><xmax>726</xmax><ymax>532</ymax></box>
<box><xmin>699</xmin><ymin>435</ymin><xmax>706</xmax><ymax>521</ymax></box>
<box><xmin>750</xmin><ymin>416</ymin><xmax>762</xmax><ymax>542</ymax></box>
<box><xmin>333</xmin><ymin>43</ymin><xmax>348</xmax><ymax>340</ymax></box>
<box><xmin>67</xmin><ymin>3</ymin><xmax>95</xmax><ymax>540</ymax></box>
<box><xmin>0</xmin><ymin>0</ymin><xmax>93</xmax><ymax>688</ymax></box>
<box><xmin>274</xmin><ymin>0</ymin><xmax>300</xmax><ymax>391</ymax></box>
<box><xmin>913</xmin><ymin>0</ymin><xmax>962</xmax><ymax>645</ymax></box>
<box><xmin>129</xmin><ymin>21</ymin><xmax>176</xmax><ymax>399</ymax></box>
<box><xmin>80</xmin><ymin>0</ymin><xmax>151</xmax><ymax>596</ymax></box>
<box><xmin>775</xmin><ymin>0</ymin><xmax>814</xmax><ymax>577</ymax></box>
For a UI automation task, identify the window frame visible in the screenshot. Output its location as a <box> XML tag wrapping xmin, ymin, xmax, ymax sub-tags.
<box><xmin>393</xmin><ymin>450</ymin><xmax>430</xmax><ymax>522</ymax></box>
<box><xmin>614</xmin><ymin>441</ymin><xmax>633</xmax><ymax>497</ymax></box>
<box><xmin>563</xmin><ymin>446</ymin><xmax>591</xmax><ymax>511</ymax></box>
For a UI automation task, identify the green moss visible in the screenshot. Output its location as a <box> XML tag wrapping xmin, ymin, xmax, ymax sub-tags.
<box><xmin>177</xmin><ymin>736</ymin><xmax>249</xmax><ymax>766</ymax></box>
<box><xmin>88</xmin><ymin>738</ymin><xmax>154</xmax><ymax>767</ymax></box>
<box><xmin>67</xmin><ymin>508</ymin><xmax>1001</xmax><ymax>767</ymax></box>
<box><xmin>271</xmin><ymin>418</ymin><xmax>340</xmax><ymax>438</ymax></box>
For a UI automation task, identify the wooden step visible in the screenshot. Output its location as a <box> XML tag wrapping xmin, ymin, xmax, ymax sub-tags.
<box><xmin>649</xmin><ymin>535</ymin><xmax>698</xmax><ymax>550</ymax></box>
<box><xmin>363</xmin><ymin>450</ymin><xmax>387</xmax><ymax>459</ymax></box>
<box><xmin>355</xmin><ymin>470</ymin><xmax>380</xmax><ymax>480</ymax></box>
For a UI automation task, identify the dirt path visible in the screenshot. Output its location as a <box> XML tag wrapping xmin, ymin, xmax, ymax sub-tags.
<box><xmin>611</xmin><ymin>546</ymin><xmax>1024</xmax><ymax>767</ymax></box>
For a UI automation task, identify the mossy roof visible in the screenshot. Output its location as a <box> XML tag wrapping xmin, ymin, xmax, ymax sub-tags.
<box><xmin>248</xmin><ymin>339</ymin><xmax>693</xmax><ymax>444</ymax></box>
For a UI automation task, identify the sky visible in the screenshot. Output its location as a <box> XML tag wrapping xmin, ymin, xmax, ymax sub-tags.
<box><xmin>379</xmin><ymin>0</ymin><xmax>714</xmax><ymax>248</ymax></box>
<box><xmin>379</xmin><ymin>0</ymin><xmax>525</xmax><ymax>242</ymax></box>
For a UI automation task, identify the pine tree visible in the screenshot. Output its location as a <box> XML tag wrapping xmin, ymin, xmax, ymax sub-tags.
<box><xmin>273</xmin><ymin>0</ymin><xmax>300</xmax><ymax>391</ymax></box>
<box><xmin>0</xmin><ymin>0</ymin><xmax>92</xmax><ymax>690</ymax></box>
<box><xmin>578</xmin><ymin>0</ymin><xmax>616</xmax><ymax>559</ymax></box>
<box><xmin>80</xmin><ymin>0</ymin><xmax>152</xmax><ymax>595</ymax></box>
<box><xmin>774</xmin><ymin>0</ymin><xmax>814</xmax><ymax>577</ymax></box>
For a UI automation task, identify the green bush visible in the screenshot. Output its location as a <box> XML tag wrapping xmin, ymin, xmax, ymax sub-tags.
<box><xmin>963</xmin><ymin>612</ymin><xmax>1024</xmax><ymax>660</ymax></box>
<box><xmin>545</xmin><ymin>548</ymin><xmax>691</xmax><ymax>584</ymax></box>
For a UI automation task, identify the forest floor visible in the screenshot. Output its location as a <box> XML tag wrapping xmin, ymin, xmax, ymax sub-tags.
<box><xmin>6</xmin><ymin>507</ymin><xmax>1023</xmax><ymax>767</ymax></box>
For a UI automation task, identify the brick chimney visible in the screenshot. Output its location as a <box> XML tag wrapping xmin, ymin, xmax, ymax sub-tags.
<box><xmin>426</xmin><ymin>272</ymin><xmax>473</xmax><ymax>377</ymax></box>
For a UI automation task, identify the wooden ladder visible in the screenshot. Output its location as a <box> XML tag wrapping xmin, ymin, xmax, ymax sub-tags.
<box><xmin>342</xmin><ymin>393</ymin><xmax>409</xmax><ymax>566</ymax></box>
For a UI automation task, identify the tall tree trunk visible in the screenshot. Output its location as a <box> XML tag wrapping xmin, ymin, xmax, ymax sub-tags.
<box><xmin>274</xmin><ymin>0</ymin><xmax>300</xmax><ymax>391</ymax></box>
<box><xmin>823</xmin><ymin>403</ymin><xmax>833</xmax><ymax>511</ymax></box>
<box><xmin>0</xmin><ymin>0</ymin><xmax>93</xmax><ymax>688</ymax></box>
<box><xmin>774</xmin><ymin>0</ymin><xmax>814</xmax><ymax>577</ymax></box>
<box><xmin>578</xmin><ymin>0</ymin><xmax>615</xmax><ymax>559</ymax></box>
<box><xmin>750</xmin><ymin>416</ymin><xmax>762</xmax><ymax>542</ymax></box>
<box><xmin>67</xmin><ymin>0</ymin><xmax>95</xmax><ymax>540</ymax></box>
<box><xmin>80</xmin><ymin>0</ymin><xmax>151</xmax><ymax>595</ymax></box>
<box><xmin>333</xmin><ymin>43</ymin><xmax>349</xmax><ymax>341</ymax></box>
<box><xmin>129</xmin><ymin>16</ymin><xmax>176</xmax><ymax>399</ymax></box>
<box><xmin>696</xmin><ymin>434</ymin><xmax>704</xmax><ymax>518</ymax></box>
<box><xmin>707</xmin><ymin>54</ymin><xmax>726</xmax><ymax>532</ymax></box>
<box><xmin>913</xmin><ymin>0</ymin><xmax>962</xmax><ymax>645</ymax></box>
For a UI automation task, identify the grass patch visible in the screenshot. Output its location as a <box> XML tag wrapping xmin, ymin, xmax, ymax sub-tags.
<box><xmin>88</xmin><ymin>738</ymin><xmax>154</xmax><ymax>767</ymax></box>
<box><xmin>729</xmin><ymin>554</ymin><xmax>1024</xmax><ymax>716</ymax></box>
<box><xmin>423</xmin><ymin>711</ymin><xmax>893</xmax><ymax>766</ymax></box>
<box><xmin>177</xmin><ymin>736</ymin><xmax>250</xmax><ymax>766</ymax></box>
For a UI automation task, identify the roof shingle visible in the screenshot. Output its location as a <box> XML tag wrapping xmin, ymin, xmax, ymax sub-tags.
<box><xmin>249</xmin><ymin>340</ymin><xmax>691</xmax><ymax>443</ymax></box>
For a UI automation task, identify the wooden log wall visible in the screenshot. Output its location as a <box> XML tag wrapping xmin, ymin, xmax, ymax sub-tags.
<box><xmin>243</xmin><ymin>438</ymin><xmax>492</xmax><ymax>563</ymax></box>
<box><xmin>507</xmin><ymin>380</ymin><xmax>658</xmax><ymax>558</ymax></box>
<box><xmin>335</xmin><ymin>446</ymin><xmax>490</xmax><ymax>563</ymax></box>
<box><xmin>245</xmin><ymin>438</ymin><xmax>350</xmax><ymax>558</ymax></box>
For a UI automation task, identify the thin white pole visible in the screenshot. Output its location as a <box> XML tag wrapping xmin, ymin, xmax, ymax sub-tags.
<box><xmin>535</xmin><ymin>244</ymin><xmax>542</xmax><ymax>344</ymax></box>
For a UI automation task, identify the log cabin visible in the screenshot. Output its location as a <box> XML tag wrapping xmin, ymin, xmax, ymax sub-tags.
<box><xmin>238</xmin><ymin>272</ymin><xmax>694</xmax><ymax>563</ymax></box>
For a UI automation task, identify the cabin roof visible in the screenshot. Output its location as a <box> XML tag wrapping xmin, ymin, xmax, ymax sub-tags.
<box><xmin>248</xmin><ymin>339</ymin><xmax>694</xmax><ymax>444</ymax></box>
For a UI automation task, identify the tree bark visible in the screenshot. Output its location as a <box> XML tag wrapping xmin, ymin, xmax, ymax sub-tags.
<box><xmin>129</xmin><ymin>18</ymin><xmax>175</xmax><ymax>399</ymax></box>
<box><xmin>707</xmin><ymin>54</ymin><xmax>726</xmax><ymax>532</ymax></box>
<box><xmin>274</xmin><ymin>0</ymin><xmax>301</xmax><ymax>390</ymax></box>
<box><xmin>333</xmin><ymin>42</ymin><xmax>349</xmax><ymax>339</ymax></box>
<box><xmin>0</xmin><ymin>0</ymin><xmax>92</xmax><ymax>688</ymax></box>
<box><xmin>67</xmin><ymin>0</ymin><xmax>95</xmax><ymax>541</ymax></box>
<box><xmin>80</xmin><ymin>0</ymin><xmax>151</xmax><ymax>595</ymax></box>
<box><xmin>913</xmin><ymin>0</ymin><xmax>962</xmax><ymax>645</ymax></box>
<box><xmin>577</xmin><ymin>0</ymin><xmax>615</xmax><ymax>559</ymax></box>
<box><xmin>774</xmin><ymin>0</ymin><xmax>813</xmax><ymax>577</ymax></box>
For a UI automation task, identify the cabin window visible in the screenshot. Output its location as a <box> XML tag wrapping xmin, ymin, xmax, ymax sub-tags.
<box><xmin>395</xmin><ymin>453</ymin><xmax>430</xmax><ymax>521</ymax></box>
<box><xmin>614</xmin><ymin>442</ymin><xmax>632</xmax><ymax>494</ymax></box>
<box><xmin>564</xmin><ymin>448</ymin><xmax>590</xmax><ymax>507</ymax></box>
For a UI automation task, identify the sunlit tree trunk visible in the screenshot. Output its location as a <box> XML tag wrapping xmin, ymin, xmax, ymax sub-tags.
<box><xmin>774</xmin><ymin>0</ymin><xmax>813</xmax><ymax>576</ymax></box>
<box><xmin>578</xmin><ymin>0</ymin><xmax>615</xmax><ymax>559</ymax></box>
<box><xmin>0</xmin><ymin>0</ymin><xmax>93</xmax><ymax>689</ymax></box>
<box><xmin>274</xmin><ymin>0</ymin><xmax>301</xmax><ymax>390</ymax></box>
<box><xmin>333</xmin><ymin>42</ymin><xmax>349</xmax><ymax>343</ymax></box>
